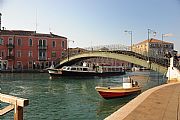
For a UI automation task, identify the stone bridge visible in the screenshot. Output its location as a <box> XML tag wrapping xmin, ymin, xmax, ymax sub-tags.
<box><xmin>56</xmin><ymin>51</ymin><xmax>168</xmax><ymax>74</ymax></box>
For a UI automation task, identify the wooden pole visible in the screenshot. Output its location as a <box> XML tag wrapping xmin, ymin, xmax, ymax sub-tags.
<box><xmin>0</xmin><ymin>93</ymin><xmax>29</xmax><ymax>120</ymax></box>
<box><xmin>14</xmin><ymin>106</ymin><xmax>23</xmax><ymax>120</ymax></box>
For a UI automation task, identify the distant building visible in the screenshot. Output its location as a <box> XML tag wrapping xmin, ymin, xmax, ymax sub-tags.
<box><xmin>67</xmin><ymin>47</ymin><xmax>88</xmax><ymax>57</ymax></box>
<box><xmin>0</xmin><ymin>30</ymin><xmax>67</xmax><ymax>71</ymax></box>
<box><xmin>68</xmin><ymin>48</ymin><xmax>131</xmax><ymax>69</ymax></box>
<box><xmin>132</xmin><ymin>38</ymin><xmax>174</xmax><ymax>58</ymax></box>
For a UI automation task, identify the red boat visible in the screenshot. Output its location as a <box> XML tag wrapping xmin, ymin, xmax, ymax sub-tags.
<box><xmin>95</xmin><ymin>77</ymin><xmax>141</xmax><ymax>99</ymax></box>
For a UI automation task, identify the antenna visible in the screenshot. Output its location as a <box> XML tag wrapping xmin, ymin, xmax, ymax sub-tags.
<box><xmin>49</xmin><ymin>24</ymin><xmax>51</xmax><ymax>33</ymax></box>
<box><xmin>35</xmin><ymin>9</ymin><xmax>38</xmax><ymax>32</ymax></box>
<box><xmin>0</xmin><ymin>13</ymin><xmax>2</xmax><ymax>30</ymax></box>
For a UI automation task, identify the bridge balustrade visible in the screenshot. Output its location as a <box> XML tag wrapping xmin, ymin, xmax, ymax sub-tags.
<box><xmin>56</xmin><ymin>50</ymin><xmax>172</xmax><ymax>69</ymax></box>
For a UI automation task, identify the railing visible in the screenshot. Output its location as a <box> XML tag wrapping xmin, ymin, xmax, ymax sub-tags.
<box><xmin>57</xmin><ymin>50</ymin><xmax>171</xmax><ymax>69</ymax></box>
<box><xmin>6</xmin><ymin>44</ymin><xmax>15</xmax><ymax>48</ymax></box>
<box><xmin>38</xmin><ymin>45</ymin><xmax>47</xmax><ymax>49</ymax></box>
<box><xmin>0</xmin><ymin>93</ymin><xmax>29</xmax><ymax>120</ymax></box>
<box><xmin>38</xmin><ymin>57</ymin><xmax>47</xmax><ymax>61</ymax></box>
<box><xmin>6</xmin><ymin>55</ymin><xmax>15</xmax><ymax>60</ymax></box>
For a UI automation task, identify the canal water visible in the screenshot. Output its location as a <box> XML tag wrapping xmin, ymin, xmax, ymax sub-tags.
<box><xmin>0</xmin><ymin>71</ymin><xmax>166</xmax><ymax>120</ymax></box>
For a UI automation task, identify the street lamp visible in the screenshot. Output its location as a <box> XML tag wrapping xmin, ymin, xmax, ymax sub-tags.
<box><xmin>162</xmin><ymin>33</ymin><xmax>173</xmax><ymax>58</ymax></box>
<box><xmin>0</xmin><ymin>13</ymin><xmax>2</xmax><ymax>30</ymax></box>
<box><xmin>67</xmin><ymin>39</ymin><xmax>74</xmax><ymax>61</ymax></box>
<box><xmin>147</xmin><ymin>29</ymin><xmax>156</xmax><ymax>60</ymax></box>
<box><xmin>124</xmin><ymin>30</ymin><xmax>133</xmax><ymax>51</ymax></box>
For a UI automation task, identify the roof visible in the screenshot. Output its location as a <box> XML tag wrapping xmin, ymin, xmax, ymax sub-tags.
<box><xmin>0</xmin><ymin>30</ymin><xmax>67</xmax><ymax>39</ymax></box>
<box><xmin>135</xmin><ymin>38</ymin><xmax>173</xmax><ymax>45</ymax></box>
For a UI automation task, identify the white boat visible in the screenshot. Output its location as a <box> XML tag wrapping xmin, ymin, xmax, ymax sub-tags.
<box><xmin>47</xmin><ymin>65</ymin><xmax>125</xmax><ymax>77</ymax></box>
<box><xmin>95</xmin><ymin>76</ymin><xmax>141</xmax><ymax>99</ymax></box>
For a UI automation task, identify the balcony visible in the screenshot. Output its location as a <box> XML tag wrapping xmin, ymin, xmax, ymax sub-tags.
<box><xmin>6</xmin><ymin>55</ymin><xmax>15</xmax><ymax>60</ymax></box>
<box><xmin>6</xmin><ymin>44</ymin><xmax>15</xmax><ymax>49</ymax></box>
<box><xmin>38</xmin><ymin>57</ymin><xmax>47</xmax><ymax>61</ymax></box>
<box><xmin>38</xmin><ymin>45</ymin><xmax>47</xmax><ymax>50</ymax></box>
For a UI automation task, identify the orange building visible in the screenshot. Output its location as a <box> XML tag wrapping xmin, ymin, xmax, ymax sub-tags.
<box><xmin>132</xmin><ymin>38</ymin><xmax>174</xmax><ymax>58</ymax></box>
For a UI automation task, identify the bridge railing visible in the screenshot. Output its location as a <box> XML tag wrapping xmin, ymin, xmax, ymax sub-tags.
<box><xmin>0</xmin><ymin>93</ymin><xmax>29</xmax><ymax>120</ymax></box>
<box><xmin>56</xmin><ymin>50</ymin><xmax>171</xmax><ymax>68</ymax></box>
<box><xmin>99</xmin><ymin>50</ymin><xmax>169</xmax><ymax>68</ymax></box>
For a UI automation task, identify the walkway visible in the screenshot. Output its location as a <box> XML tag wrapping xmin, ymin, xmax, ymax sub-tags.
<box><xmin>105</xmin><ymin>82</ymin><xmax>180</xmax><ymax>120</ymax></box>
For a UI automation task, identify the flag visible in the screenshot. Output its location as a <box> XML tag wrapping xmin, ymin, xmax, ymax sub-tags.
<box><xmin>163</xmin><ymin>33</ymin><xmax>174</xmax><ymax>37</ymax></box>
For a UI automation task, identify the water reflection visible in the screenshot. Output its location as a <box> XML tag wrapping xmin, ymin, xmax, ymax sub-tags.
<box><xmin>0</xmin><ymin>71</ymin><xmax>167</xmax><ymax>120</ymax></box>
<box><xmin>96</xmin><ymin>94</ymin><xmax>139</xmax><ymax>119</ymax></box>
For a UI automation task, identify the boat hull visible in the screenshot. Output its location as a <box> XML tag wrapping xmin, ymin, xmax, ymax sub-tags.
<box><xmin>48</xmin><ymin>69</ymin><xmax>125</xmax><ymax>77</ymax></box>
<box><xmin>95</xmin><ymin>86</ymin><xmax>141</xmax><ymax>99</ymax></box>
<box><xmin>61</xmin><ymin>71</ymin><xmax>125</xmax><ymax>77</ymax></box>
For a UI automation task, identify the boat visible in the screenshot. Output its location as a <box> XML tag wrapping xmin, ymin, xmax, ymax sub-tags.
<box><xmin>131</xmin><ymin>67</ymin><xmax>140</xmax><ymax>71</ymax></box>
<box><xmin>95</xmin><ymin>77</ymin><xmax>141</xmax><ymax>99</ymax></box>
<box><xmin>47</xmin><ymin>65</ymin><xmax>125</xmax><ymax>77</ymax></box>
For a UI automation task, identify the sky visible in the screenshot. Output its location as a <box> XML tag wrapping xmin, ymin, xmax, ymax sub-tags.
<box><xmin>0</xmin><ymin>0</ymin><xmax>180</xmax><ymax>52</ymax></box>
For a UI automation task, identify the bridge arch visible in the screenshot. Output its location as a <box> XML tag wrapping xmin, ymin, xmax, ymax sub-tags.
<box><xmin>57</xmin><ymin>51</ymin><xmax>167</xmax><ymax>74</ymax></box>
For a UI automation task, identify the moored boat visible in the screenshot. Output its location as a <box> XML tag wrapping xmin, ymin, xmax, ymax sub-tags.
<box><xmin>95</xmin><ymin>77</ymin><xmax>141</xmax><ymax>99</ymax></box>
<box><xmin>47</xmin><ymin>65</ymin><xmax>125</xmax><ymax>77</ymax></box>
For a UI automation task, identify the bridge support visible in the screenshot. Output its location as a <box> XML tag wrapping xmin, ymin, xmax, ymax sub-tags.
<box><xmin>166</xmin><ymin>57</ymin><xmax>180</xmax><ymax>83</ymax></box>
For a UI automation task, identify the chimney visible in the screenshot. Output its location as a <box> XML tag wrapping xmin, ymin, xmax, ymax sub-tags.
<box><xmin>0</xmin><ymin>13</ymin><xmax>2</xmax><ymax>30</ymax></box>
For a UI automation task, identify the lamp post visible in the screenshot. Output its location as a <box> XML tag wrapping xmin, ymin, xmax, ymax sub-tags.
<box><xmin>162</xmin><ymin>34</ymin><xmax>165</xmax><ymax>58</ymax></box>
<box><xmin>147</xmin><ymin>29</ymin><xmax>156</xmax><ymax>60</ymax></box>
<box><xmin>162</xmin><ymin>33</ymin><xmax>173</xmax><ymax>58</ymax></box>
<box><xmin>147</xmin><ymin>29</ymin><xmax>156</xmax><ymax>69</ymax></box>
<box><xmin>124</xmin><ymin>30</ymin><xmax>133</xmax><ymax>51</ymax></box>
<box><xmin>67</xmin><ymin>39</ymin><xmax>74</xmax><ymax>61</ymax></box>
<box><xmin>0</xmin><ymin>12</ymin><xmax>1</xmax><ymax>30</ymax></box>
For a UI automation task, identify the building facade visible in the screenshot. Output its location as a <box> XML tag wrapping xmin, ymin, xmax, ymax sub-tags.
<box><xmin>132</xmin><ymin>38</ymin><xmax>174</xmax><ymax>58</ymax></box>
<box><xmin>0</xmin><ymin>30</ymin><xmax>67</xmax><ymax>71</ymax></box>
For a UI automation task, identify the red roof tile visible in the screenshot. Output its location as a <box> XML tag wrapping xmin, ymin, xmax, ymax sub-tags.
<box><xmin>0</xmin><ymin>30</ymin><xmax>67</xmax><ymax>39</ymax></box>
<box><xmin>136</xmin><ymin>38</ymin><xmax>173</xmax><ymax>45</ymax></box>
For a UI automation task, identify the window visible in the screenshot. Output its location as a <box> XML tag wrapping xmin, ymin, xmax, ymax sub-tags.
<box><xmin>83</xmin><ymin>68</ymin><xmax>88</xmax><ymax>71</ymax></box>
<box><xmin>0</xmin><ymin>38</ymin><xmax>4</xmax><ymax>45</ymax></box>
<box><xmin>62</xmin><ymin>41</ymin><xmax>65</xmax><ymax>48</ymax></box>
<box><xmin>28</xmin><ymin>51</ymin><xmax>33</xmax><ymax>57</ymax></box>
<box><xmin>51</xmin><ymin>51</ymin><xmax>56</xmax><ymax>57</ymax></box>
<box><xmin>39</xmin><ymin>50</ymin><xmax>46</xmax><ymax>60</ymax></box>
<box><xmin>61</xmin><ymin>52</ymin><xmax>65</xmax><ymax>58</ymax></box>
<box><xmin>8</xmin><ymin>49</ymin><xmax>13</xmax><ymax>56</ymax></box>
<box><xmin>0</xmin><ymin>50</ymin><xmax>4</xmax><ymax>57</ymax></box>
<box><xmin>17</xmin><ymin>51</ymin><xmax>21</xmax><ymax>58</ymax></box>
<box><xmin>39</xmin><ymin>39</ymin><xmax>46</xmax><ymax>47</ymax></box>
<box><xmin>17</xmin><ymin>61</ymin><xmax>22</xmax><ymax>69</ymax></box>
<box><xmin>28</xmin><ymin>61</ymin><xmax>33</xmax><ymax>69</ymax></box>
<box><xmin>8</xmin><ymin>38</ymin><xmax>13</xmax><ymax>44</ymax></box>
<box><xmin>71</xmin><ymin>67</ymin><xmax>77</xmax><ymax>71</ymax></box>
<box><xmin>29</xmin><ymin>39</ymin><xmax>33</xmax><ymax>46</ymax></box>
<box><xmin>39</xmin><ymin>39</ymin><xmax>42</xmax><ymax>46</ymax></box>
<box><xmin>52</xmin><ymin>41</ymin><xmax>56</xmax><ymax>48</ymax></box>
<box><xmin>171</xmin><ymin>45</ymin><xmax>174</xmax><ymax>49</ymax></box>
<box><xmin>17</xmin><ymin>38</ymin><xmax>22</xmax><ymax>46</ymax></box>
<box><xmin>43</xmin><ymin>40</ymin><xmax>46</xmax><ymax>47</ymax></box>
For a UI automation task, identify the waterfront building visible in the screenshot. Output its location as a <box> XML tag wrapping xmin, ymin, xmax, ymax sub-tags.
<box><xmin>132</xmin><ymin>38</ymin><xmax>174</xmax><ymax>58</ymax></box>
<box><xmin>0</xmin><ymin>30</ymin><xmax>67</xmax><ymax>71</ymax></box>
